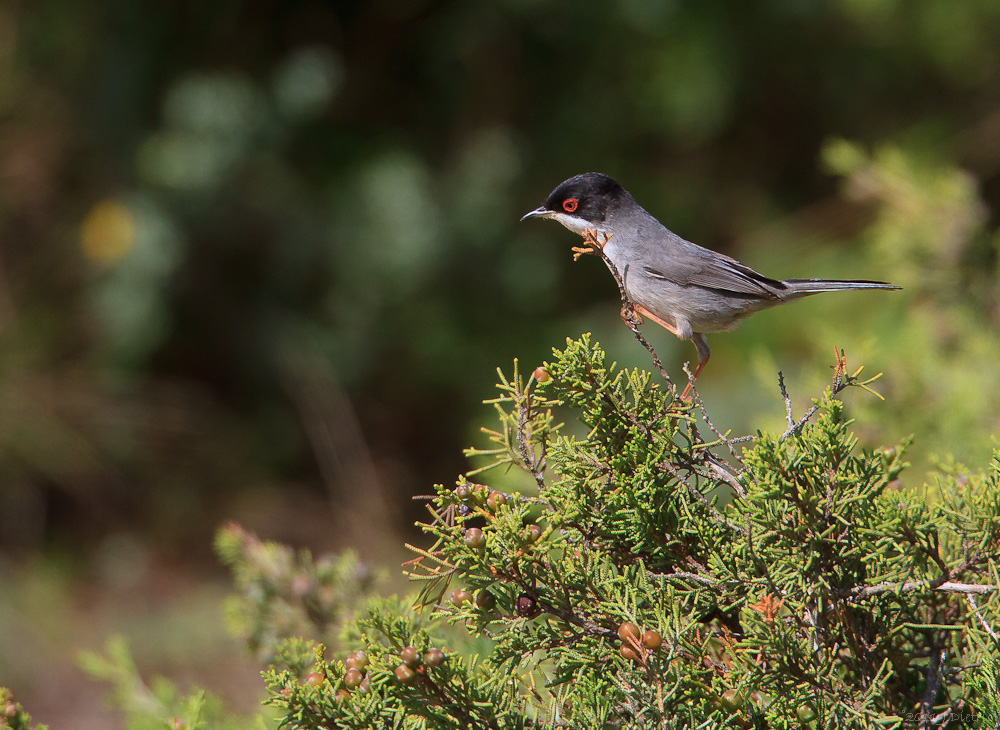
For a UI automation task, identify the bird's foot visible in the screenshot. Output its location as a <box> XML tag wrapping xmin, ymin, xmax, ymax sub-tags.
<box><xmin>620</xmin><ymin>303</ymin><xmax>644</xmax><ymax>332</ymax></box>
<box><xmin>572</xmin><ymin>228</ymin><xmax>612</xmax><ymax>261</ymax></box>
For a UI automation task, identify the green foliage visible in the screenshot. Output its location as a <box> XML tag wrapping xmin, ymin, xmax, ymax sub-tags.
<box><xmin>263</xmin><ymin>600</ymin><xmax>521</xmax><ymax>730</ymax></box>
<box><xmin>75</xmin><ymin>335</ymin><xmax>1000</xmax><ymax>728</ymax></box>
<box><xmin>78</xmin><ymin>637</ymin><xmax>266</xmax><ymax>730</ymax></box>
<box><xmin>258</xmin><ymin>336</ymin><xmax>999</xmax><ymax>728</ymax></box>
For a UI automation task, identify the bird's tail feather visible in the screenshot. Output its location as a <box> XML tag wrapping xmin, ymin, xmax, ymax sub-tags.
<box><xmin>781</xmin><ymin>278</ymin><xmax>901</xmax><ymax>295</ymax></box>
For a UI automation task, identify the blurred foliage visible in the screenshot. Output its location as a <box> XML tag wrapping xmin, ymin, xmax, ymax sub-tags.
<box><xmin>1</xmin><ymin>0</ymin><xmax>1000</xmax><ymax>723</ymax></box>
<box><xmin>79</xmin><ymin>637</ymin><xmax>267</xmax><ymax>730</ymax></box>
<box><xmin>0</xmin><ymin>687</ymin><xmax>46</xmax><ymax>730</ymax></box>
<box><xmin>2</xmin><ymin>0</ymin><xmax>1000</xmax><ymax>560</ymax></box>
<box><xmin>215</xmin><ymin>521</ymin><xmax>384</xmax><ymax>663</ymax></box>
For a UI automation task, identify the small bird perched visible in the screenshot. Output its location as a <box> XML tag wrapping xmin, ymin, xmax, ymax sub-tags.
<box><xmin>522</xmin><ymin>172</ymin><xmax>900</xmax><ymax>390</ymax></box>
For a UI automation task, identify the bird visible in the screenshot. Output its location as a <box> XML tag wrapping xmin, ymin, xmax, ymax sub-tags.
<box><xmin>521</xmin><ymin>172</ymin><xmax>900</xmax><ymax>392</ymax></box>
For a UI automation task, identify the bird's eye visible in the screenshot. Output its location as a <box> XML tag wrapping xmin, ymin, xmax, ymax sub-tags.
<box><xmin>562</xmin><ymin>198</ymin><xmax>578</xmax><ymax>213</ymax></box>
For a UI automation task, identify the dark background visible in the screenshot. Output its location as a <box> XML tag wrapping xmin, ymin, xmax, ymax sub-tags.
<box><xmin>2</xmin><ymin>1</ymin><xmax>999</xmax><ymax>726</ymax></box>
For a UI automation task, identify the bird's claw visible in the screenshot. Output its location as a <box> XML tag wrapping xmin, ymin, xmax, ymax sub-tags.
<box><xmin>571</xmin><ymin>228</ymin><xmax>612</xmax><ymax>261</ymax></box>
<box><xmin>620</xmin><ymin>304</ymin><xmax>644</xmax><ymax>331</ymax></box>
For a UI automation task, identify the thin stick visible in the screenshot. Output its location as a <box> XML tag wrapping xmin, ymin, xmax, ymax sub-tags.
<box><xmin>778</xmin><ymin>371</ymin><xmax>794</xmax><ymax>431</ymax></box>
<box><xmin>966</xmin><ymin>593</ymin><xmax>1000</xmax><ymax>640</ymax></box>
<box><xmin>579</xmin><ymin>228</ymin><xmax>675</xmax><ymax>391</ymax></box>
<box><xmin>841</xmin><ymin>580</ymin><xmax>996</xmax><ymax>599</ymax></box>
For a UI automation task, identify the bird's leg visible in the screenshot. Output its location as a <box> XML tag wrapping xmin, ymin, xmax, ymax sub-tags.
<box><xmin>633</xmin><ymin>304</ymin><xmax>682</xmax><ymax>338</ymax></box>
<box><xmin>680</xmin><ymin>333</ymin><xmax>711</xmax><ymax>400</ymax></box>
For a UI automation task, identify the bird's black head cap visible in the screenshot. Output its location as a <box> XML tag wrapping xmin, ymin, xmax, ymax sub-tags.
<box><xmin>541</xmin><ymin>173</ymin><xmax>628</xmax><ymax>225</ymax></box>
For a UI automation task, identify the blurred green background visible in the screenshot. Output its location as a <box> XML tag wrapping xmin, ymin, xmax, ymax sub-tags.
<box><xmin>1</xmin><ymin>0</ymin><xmax>999</xmax><ymax>725</ymax></box>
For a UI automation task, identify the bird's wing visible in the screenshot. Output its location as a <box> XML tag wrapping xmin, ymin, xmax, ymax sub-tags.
<box><xmin>640</xmin><ymin>236</ymin><xmax>785</xmax><ymax>300</ymax></box>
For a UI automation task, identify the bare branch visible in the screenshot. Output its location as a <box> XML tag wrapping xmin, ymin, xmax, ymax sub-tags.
<box><xmin>966</xmin><ymin>593</ymin><xmax>999</xmax><ymax>640</ymax></box>
<box><xmin>841</xmin><ymin>580</ymin><xmax>996</xmax><ymax>599</ymax></box>
<box><xmin>778</xmin><ymin>370</ymin><xmax>794</xmax><ymax>431</ymax></box>
<box><xmin>704</xmin><ymin>457</ymin><xmax>747</xmax><ymax>500</ymax></box>
<box><xmin>919</xmin><ymin>642</ymin><xmax>946</xmax><ymax>729</ymax></box>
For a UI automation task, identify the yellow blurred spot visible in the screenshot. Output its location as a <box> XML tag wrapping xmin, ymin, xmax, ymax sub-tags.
<box><xmin>81</xmin><ymin>200</ymin><xmax>134</xmax><ymax>263</ymax></box>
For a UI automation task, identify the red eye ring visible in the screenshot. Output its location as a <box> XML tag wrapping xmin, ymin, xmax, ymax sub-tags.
<box><xmin>562</xmin><ymin>198</ymin><xmax>578</xmax><ymax>213</ymax></box>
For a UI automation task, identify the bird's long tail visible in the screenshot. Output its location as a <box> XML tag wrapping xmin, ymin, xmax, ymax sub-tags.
<box><xmin>780</xmin><ymin>278</ymin><xmax>901</xmax><ymax>297</ymax></box>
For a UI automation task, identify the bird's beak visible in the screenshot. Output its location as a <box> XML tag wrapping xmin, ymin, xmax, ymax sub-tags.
<box><xmin>520</xmin><ymin>206</ymin><xmax>550</xmax><ymax>222</ymax></box>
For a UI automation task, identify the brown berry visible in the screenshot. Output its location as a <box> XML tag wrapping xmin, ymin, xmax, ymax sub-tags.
<box><xmin>641</xmin><ymin>630</ymin><xmax>662</xmax><ymax>650</ymax></box>
<box><xmin>619</xmin><ymin>643</ymin><xmax>642</xmax><ymax>662</ymax></box>
<box><xmin>400</xmin><ymin>645</ymin><xmax>421</xmax><ymax>668</ymax></box>
<box><xmin>290</xmin><ymin>573</ymin><xmax>313</xmax><ymax>598</ymax></box>
<box><xmin>3</xmin><ymin>703</ymin><xmax>17</xmax><ymax>720</ymax></box>
<box><xmin>524</xmin><ymin>524</ymin><xmax>542</xmax><ymax>543</ymax></box>
<box><xmin>487</xmin><ymin>491</ymin><xmax>508</xmax><ymax>510</ymax></box>
<box><xmin>423</xmin><ymin>647</ymin><xmax>445</xmax><ymax>667</ymax></box>
<box><xmin>344</xmin><ymin>651</ymin><xmax>369</xmax><ymax>671</ymax></box>
<box><xmin>451</xmin><ymin>588</ymin><xmax>473</xmax><ymax>606</ymax></box>
<box><xmin>304</xmin><ymin>671</ymin><xmax>324</xmax><ymax>687</ymax></box>
<box><xmin>358</xmin><ymin>676</ymin><xmax>371</xmax><ymax>694</ymax></box>
<box><xmin>343</xmin><ymin>668</ymin><xmax>364</xmax><ymax>689</ymax></box>
<box><xmin>475</xmin><ymin>590</ymin><xmax>497</xmax><ymax>609</ymax></box>
<box><xmin>533</xmin><ymin>366</ymin><xmax>551</xmax><ymax>383</ymax></box>
<box><xmin>394</xmin><ymin>664</ymin><xmax>417</xmax><ymax>684</ymax></box>
<box><xmin>455</xmin><ymin>483</ymin><xmax>472</xmax><ymax>500</ymax></box>
<box><xmin>335</xmin><ymin>688</ymin><xmax>351</xmax><ymax>702</ymax></box>
<box><xmin>515</xmin><ymin>593</ymin><xmax>539</xmax><ymax>618</ymax></box>
<box><xmin>171</xmin><ymin>719</ymin><xmax>188</xmax><ymax>730</ymax></box>
<box><xmin>617</xmin><ymin>621</ymin><xmax>641</xmax><ymax>644</ymax></box>
<box><xmin>464</xmin><ymin>527</ymin><xmax>486</xmax><ymax>549</ymax></box>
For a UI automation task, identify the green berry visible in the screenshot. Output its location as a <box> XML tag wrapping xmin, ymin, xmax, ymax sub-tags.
<box><xmin>400</xmin><ymin>645</ymin><xmax>421</xmax><ymax>668</ymax></box>
<box><xmin>720</xmin><ymin>689</ymin><xmax>743</xmax><ymax>710</ymax></box>
<box><xmin>451</xmin><ymin>588</ymin><xmax>473</xmax><ymax>606</ymax></box>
